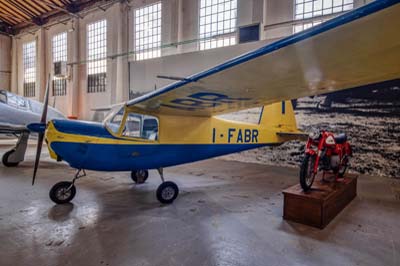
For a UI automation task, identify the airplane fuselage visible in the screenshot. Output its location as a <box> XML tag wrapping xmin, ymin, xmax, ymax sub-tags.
<box><xmin>46</xmin><ymin>119</ymin><xmax>268</xmax><ymax>171</ymax></box>
<box><xmin>0</xmin><ymin>90</ymin><xmax>65</xmax><ymax>129</ymax></box>
<box><xmin>45</xmin><ymin>101</ymin><xmax>299</xmax><ymax>171</ymax></box>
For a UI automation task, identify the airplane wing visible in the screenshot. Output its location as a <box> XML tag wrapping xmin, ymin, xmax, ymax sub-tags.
<box><xmin>127</xmin><ymin>0</ymin><xmax>400</xmax><ymax>117</ymax></box>
<box><xmin>0</xmin><ymin>123</ymin><xmax>28</xmax><ymax>134</ymax></box>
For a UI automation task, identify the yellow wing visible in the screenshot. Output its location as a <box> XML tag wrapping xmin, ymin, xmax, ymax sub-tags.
<box><xmin>127</xmin><ymin>0</ymin><xmax>400</xmax><ymax>116</ymax></box>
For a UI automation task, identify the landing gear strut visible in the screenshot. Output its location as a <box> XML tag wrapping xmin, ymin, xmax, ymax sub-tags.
<box><xmin>156</xmin><ymin>168</ymin><xmax>179</xmax><ymax>204</ymax></box>
<box><xmin>2</xmin><ymin>131</ymin><xmax>29</xmax><ymax>167</ymax></box>
<box><xmin>49</xmin><ymin>169</ymin><xmax>86</xmax><ymax>204</ymax></box>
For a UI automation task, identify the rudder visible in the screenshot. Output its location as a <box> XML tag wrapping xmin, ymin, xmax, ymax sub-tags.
<box><xmin>259</xmin><ymin>100</ymin><xmax>303</xmax><ymax>141</ymax></box>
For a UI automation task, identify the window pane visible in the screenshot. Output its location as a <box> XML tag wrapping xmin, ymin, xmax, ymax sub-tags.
<box><xmin>294</xmin><ymin>0</ymin><xmax>353</xmax><ymax>33</ymax></box>
<box><xmin>121</xmin><ymin>113</ymin><xmax>159</xmax><ymax>140</ymax></box>
<box><xmin>52</xmin><ymin>32</ymin><xmax>68</xmax><ymax>96</ymax></box>
<box><xmin>23</xmin><ymin>41</ymin><xmax>36</xmax><ymax>97</ymax></box>
<box><xmin>134</xmin><ymin>2</ymin><xmax>162</xmax><ymax>61</ymax></box>
<box><xmin>87</xmin><ymin>20</ymin><xmax>107</xmax><ymax>93</ymax></box>
<box><xmin>199</xmin><ymin>0</ymin><xmax>237</xmax><ymax>51</ymax></box>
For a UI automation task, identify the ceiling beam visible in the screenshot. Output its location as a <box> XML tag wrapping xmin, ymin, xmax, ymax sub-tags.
<box><xmin>41</xmin><ymin>0</ymin><xmax>82</xmax><ymax>18</ymax></box>
<box><xmin>0</xmin><ymin>11</ymin><xmax>21</xmax><ymax>25</ymax></box>
<box><xmin>0</xmin><ymin>1</ymin><xmax>31</xmax><ymax>21</ymax></box>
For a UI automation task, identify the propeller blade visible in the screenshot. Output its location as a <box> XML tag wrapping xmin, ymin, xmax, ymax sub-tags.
<box><xmin>32</xmin><ymin>74</ymin><xmax>51</xmax><ymax>186</ymax></box>
<box><xmin>32</xmin><ymin>132</ymin><xmax>44</xmax><ymax>186</ymax></box>
<box><xmin>40</xmin><ymin>74</ymin><xmax>51</xmax><ymax>123</ymax></box>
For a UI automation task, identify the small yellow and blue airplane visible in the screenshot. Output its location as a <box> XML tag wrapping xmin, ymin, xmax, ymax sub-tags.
<box><xmin>29</xmin><ymin>0</ymin><xmax>400</xmax><ymax>204</ymax></box>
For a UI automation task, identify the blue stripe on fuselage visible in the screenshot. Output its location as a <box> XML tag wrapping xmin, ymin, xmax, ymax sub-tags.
<box><xmin>52</xmin><ymin>119</ymin><xmax>115</xmax><ymax>139</ymax></box>
<box><xmin>51</xmin><ymin>142</ymin><xmax>270</xmax><ymax>171</ymax></box>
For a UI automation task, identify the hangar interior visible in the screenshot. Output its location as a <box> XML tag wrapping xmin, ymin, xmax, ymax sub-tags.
<box><xmin>0</xmin><ymin>0</ymin><xmax>399</xmax><ymax>266</ymax></box>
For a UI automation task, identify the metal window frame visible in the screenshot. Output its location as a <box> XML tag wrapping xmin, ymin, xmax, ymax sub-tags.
<box><xmin>134</xmin><ymin>2</ymin><xmax>162</xmax><ymax>61</ymax></box>
<box><xmin>199</xmin><ymin>0</ymin><xmax>238</xmax><ymax>51</ymax></box>
<box><xmin>22</xmin><ymin>41</ymin><xmax>36</xmax><ymax>97</ymax></box>
<box><xmin>87</xmin><ymin>19</ymin><xmax>107</xmax><ymax>93</ymax></box>
<box><xmin>293</xmin><ymin>0</ymin><xmax>354</xmax><ymax>33</ymax></box>
<box><xmin>52</xmin><ymin>32</ymin><xmax>68</xmax><ymax>96</ymax></box>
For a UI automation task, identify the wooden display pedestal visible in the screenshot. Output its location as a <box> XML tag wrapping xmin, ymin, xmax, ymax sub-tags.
<box><xmin>283</xmin><ymin>174</ymin><xmax>358</xmax><ymax>229</ymax></box>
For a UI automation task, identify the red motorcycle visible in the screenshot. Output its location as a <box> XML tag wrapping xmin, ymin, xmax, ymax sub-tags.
<box><xmin>300</xmin><ymin>130</ymin><xmax>352</xmax><ymax>191</ymax></box>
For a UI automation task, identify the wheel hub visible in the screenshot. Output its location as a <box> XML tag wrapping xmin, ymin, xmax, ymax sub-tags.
<box><xmin>137</xmin><ymin>170</ymin><xmax>145</xmax><ymax>178</ymax></box>
<box><xmin>56</xmin><ymin>187</ymin><xmax>71</xmax><ymax>200</ymax></box>
<box><xmin>161</xmin><ymin>187</ymin><xmax>175</xmax><ymax>200</ymax></box>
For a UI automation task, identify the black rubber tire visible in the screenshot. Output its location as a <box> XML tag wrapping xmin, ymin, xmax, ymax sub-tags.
<box><xmin>338</xmin><ymin>155</ymin><xmax>350</xmax><ymax>177</ymax></box>
<box><xmin>156</xmin><ymin>181</ymin><xmax>179</xmax><ymax>204</ymax></box>
<box><xmin>49</xmin><ymin>181</ymin><xmax>76</xmax><ymax>204</ymax></box>
<box><xmin>300</xmin><ymin>154</ymin><xmax>316</xmax><ymax>192</ymax></box>
<box><xmin>2</xmin><ymin>150</ymin><xmax>19</xmax><ymax>167</ymax></box>
<box><xmin>131</xmin><ymin>170</ymin><xmax>149</xmax><ymax>184</ymax></box>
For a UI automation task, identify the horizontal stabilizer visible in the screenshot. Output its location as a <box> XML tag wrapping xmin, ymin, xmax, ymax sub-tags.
<box><xmin>276</xmin><ymin>132</ymin><xmax>309</xmax><ymax>141</ymax></box>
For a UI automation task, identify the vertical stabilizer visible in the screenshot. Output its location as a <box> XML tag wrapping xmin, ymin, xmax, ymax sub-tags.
<box><xmin>259</xmin><ymin>100</ymin><xmax>304</xmax><ymax>141</ymax></box>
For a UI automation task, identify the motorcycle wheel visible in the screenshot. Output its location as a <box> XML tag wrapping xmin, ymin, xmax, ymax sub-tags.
<box><xmin>338</xmin><ymin>156</ymin><xmax>349</xmax><ymax>177</ymax></box>
<box><xmin>300</xmin><ymin>154</ymin><xmax>317</xmax><ymax>191</ymax></box>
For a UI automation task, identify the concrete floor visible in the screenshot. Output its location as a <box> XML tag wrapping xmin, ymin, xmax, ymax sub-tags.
<box><xmin>0</xmin><ymin>144</ymin><xmax>399</xmax><ymax>266</ymax></box>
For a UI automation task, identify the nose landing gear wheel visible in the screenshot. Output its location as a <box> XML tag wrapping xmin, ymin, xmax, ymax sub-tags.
<box><xmin>49</xmin><ymin>181</ymin><xmax>76</xmax><ymax>204</ymax></box>
<box><xmin>156</xmin><ymin>181</ymin><xmax>179</xmax><ymax>204</ymax></box>
<box><xmin>131</xmin><ymin>170</ymin><xmax>149</xmax><ymax>184</ymax></box>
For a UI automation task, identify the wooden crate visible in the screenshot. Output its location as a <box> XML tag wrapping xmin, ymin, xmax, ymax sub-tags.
<box><xmin>282</xmin><ymin>174</ymin><xmax>358</xmax><ymax>229</ymax></box>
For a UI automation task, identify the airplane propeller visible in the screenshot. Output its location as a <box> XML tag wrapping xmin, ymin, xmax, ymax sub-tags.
<box><xmin>29</xmin><ymin>74</ymin><xmax>51</xmax><ymax>185</ymax></box>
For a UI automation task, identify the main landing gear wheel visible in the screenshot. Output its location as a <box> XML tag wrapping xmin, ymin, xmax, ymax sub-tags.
<box><xmin>49</xmin><ymin>181</ymin><xmax>76</xmax><ymax>204</ymax></box>
<box><xmin>2</xmin><ymin>150</ymin><xmax>19</xmax><ymax>167</ymax></box>
<box><xmin>131</xmin><ymin>170</ymin><xmax>149</xmax><ymax>184</ymax></box>
<box><xmin>156</xmin><ymin>181</ymin><xmax>179</xmax><ymax>204</ymax></box>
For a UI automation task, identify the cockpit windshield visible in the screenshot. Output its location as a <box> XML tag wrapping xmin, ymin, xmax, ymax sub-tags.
<box><xmin>104</xmin><ymin>105</ymin><xmax>125</xmax><ymax>134</ymax></box>
<box><xmin>104</xmin><ymin>105</ymin><xmax>159</xmax><ymax>141</ymax></box>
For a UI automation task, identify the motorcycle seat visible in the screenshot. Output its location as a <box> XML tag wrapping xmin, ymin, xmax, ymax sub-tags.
<box><xmin>334</xmin><ymin>133</ymin><xmax>347</xmax><ymax>144</ymax></box>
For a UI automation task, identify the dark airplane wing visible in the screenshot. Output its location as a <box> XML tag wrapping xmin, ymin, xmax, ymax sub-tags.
<box><xmin>0</xmin><ymin>124</ymin><xmax>29</xmax><ymax>134</ymax></box>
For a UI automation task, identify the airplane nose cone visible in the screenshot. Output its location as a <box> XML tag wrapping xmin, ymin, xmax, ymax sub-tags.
<box><xmin>27</xmin><ymin>123</ymin><xmax>46</xmax><ymax>133</ymax></box>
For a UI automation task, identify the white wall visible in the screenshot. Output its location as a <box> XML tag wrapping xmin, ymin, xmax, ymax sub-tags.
<box><xmin>0</xmin><ymin>34</ymin><xmax>11</xmax><ymax>90</ymax></box>
<box><xmin>129</xmin><ymin>39</ymin><xmax>271</xmax><ymax>96</ymax></box>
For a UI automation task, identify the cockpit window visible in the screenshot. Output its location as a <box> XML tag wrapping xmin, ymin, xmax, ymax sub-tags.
<box><xmin>122</xmin><ymin>112</ymin><xmax>159</xmax><ymax>141</ymax></box>
<box><xmin>105</xmin><ymin>107</ymin><xmax>124</xmax><ymax>134</ymax></box>
<box><xmin>104</xmin><ymin>107</ymin><xmax>159</xmax><ymax>141</ymax></box>
<box><xmin>16</xmin><ymin>96</ymin><xmax>29</xmax><ymax>110</ymax></box>
<box><xmin>6</xmin><ymin>93</ymin><xmax>18</xmax><ymax>108</ymax></box>
<box><xmin>122</xmin><ymin>113</ymin><xmax>141</xmax><ymax>138</ymax></box>
<box><xmin>0</xmin><ymin>91</ymin><xmax>6</xmax><ymax>103</ymax></box>
<box><xmin>4</xmin><ymin>92</ymin><xmax>30</xmax><ymax>110</ymax></box>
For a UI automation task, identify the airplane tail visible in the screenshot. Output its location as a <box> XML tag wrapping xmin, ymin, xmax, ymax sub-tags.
<box><xmin>259</xmin><ymin>100</ymin><xmax>307</xmax><ymax>142</ymax></box>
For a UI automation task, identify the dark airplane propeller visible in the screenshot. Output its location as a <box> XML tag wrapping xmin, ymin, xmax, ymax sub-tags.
<box><xmin>31</xmin><ymin>74</ymin><xmax>51</xmax><ymax>185</ymax></box>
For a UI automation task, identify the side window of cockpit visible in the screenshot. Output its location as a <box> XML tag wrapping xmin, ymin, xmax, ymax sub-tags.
<box><xmin>142</xmin><ymin>117</ymin><xmax>158</xmax><ymax>140</ymax></box>
<box><xmin>6</xmin><ymin>93</ymin><xmax>18</xmax><ymax>108</ymax></box>
<box><xmin>16</xmin><ymin>96</ymin><xmax>29</xmax><ymax>110</ymax></box>
<box><xmin>0</xmin><ymin>91</ymin><xmax>6</xmax><ymax>103</ymax></box>
<box><xmin>122</xmin><ymin>114</ymin><xmax>141</xmax><ymax>137</ymax></box>
<box><xmin>122</xmin><ymin>113</ymin><xmax>158</xmax><ymax>141</ymax></box>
